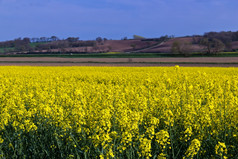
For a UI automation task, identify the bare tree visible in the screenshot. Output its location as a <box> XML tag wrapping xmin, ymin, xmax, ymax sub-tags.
<box><xmin>200</xmin><ymin>38</ymin><xmax>225</xmax><ymax>54</ymax></box>
<box><xmin>171</xmin><ymin>41</ymin><xmax>192</xmax><ymax>56</ymax></box>
<box><xmin>130</xmin><ymin>44</ymin><xmax>136</xmax><ymax>50</ymax></box>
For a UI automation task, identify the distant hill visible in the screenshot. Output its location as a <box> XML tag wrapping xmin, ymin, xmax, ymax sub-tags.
<box><xmin>0</xmin><ymin>31</ymin><xmax>238</xmax><ymax>54</ymax></box>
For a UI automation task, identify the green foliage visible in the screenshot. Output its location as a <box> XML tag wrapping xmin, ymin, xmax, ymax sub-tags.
<box><xmin>133</xmin><ymin>35</ymin><xmax>146</xmax><ymax>39</ymax></box>
<box><xmin>0</xmin><ymin>47</ymin><xmax>15</xmax><ymax>53</ymax></box>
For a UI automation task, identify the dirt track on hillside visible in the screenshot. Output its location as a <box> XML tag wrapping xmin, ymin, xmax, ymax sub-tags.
<box><xmin>0</xmin><ymin>57</ymin><xmax>238</xmax><ymax>67</ymax></box>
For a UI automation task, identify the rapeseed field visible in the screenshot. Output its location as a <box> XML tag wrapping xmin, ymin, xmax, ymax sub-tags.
<box><xmin>0</xmin><ymin>66</ymin><xmax>237</xmax><ymax>158</ymax></box>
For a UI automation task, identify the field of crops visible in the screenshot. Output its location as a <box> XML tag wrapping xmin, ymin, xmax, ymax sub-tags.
<box><xmin>0</xmin><ymin>66</ymin><xmax>237</xmax><ymax>158</ymax></box>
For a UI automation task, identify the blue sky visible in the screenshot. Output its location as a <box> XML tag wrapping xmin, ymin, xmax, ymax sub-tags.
<box><xmin>0</xmin><ymin>0</ymin><xmax>238</xmax><ymax>41</ymax></box>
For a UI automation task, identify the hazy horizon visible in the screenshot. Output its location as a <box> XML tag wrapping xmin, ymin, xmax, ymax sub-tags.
<box><xmin>0</xmin><ymin>0</ymin><xmax>238</xmax><ymax>41</ymax></box>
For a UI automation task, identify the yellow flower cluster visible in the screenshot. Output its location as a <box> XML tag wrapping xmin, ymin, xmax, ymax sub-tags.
<box><xmin>155</xmin><ymin>130</ymin><xmax>170</xmax><ymax>158</ymax></box>
<box><xmin>0</xmin><ymin>66</ymin><xmax>237</xmax><ymax>158</ymax></box>
<box><xmin>215</xmin><ymin>142</ymin><xmax>227</xmax><ymax>159</ymax></box>
<box><xmin>185</xmin><ymin>139</ymin><xmax>201</xmax><ymax>158</ymax></box>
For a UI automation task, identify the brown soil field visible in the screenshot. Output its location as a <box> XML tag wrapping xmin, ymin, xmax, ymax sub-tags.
<box><xmin>0</xmin><ymin>57</ymin><xmax>238</xmax><ymax>67</ymax></box>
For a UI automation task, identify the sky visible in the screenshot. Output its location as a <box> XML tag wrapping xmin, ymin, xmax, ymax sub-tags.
<box><xmin>0</xmin><ymin>0</ymin><xmax>238</xmax><ymax>41</ymax></box>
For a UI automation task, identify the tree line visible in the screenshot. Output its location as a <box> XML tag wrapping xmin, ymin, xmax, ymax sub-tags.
<box><xmin>171</xmin><ymin>31</ymin><xmax>238</xmax><ymax>56</ymax></box>
<box><xmin>0</xmin><ymin>36</ymin><xmax>61</xmax><ymax>48</ymax></box>
<box><xmin>0</xmin><ymin>36</ymin><xmax>97</xmax><ymax>53</ymax></box>
<box><xmin>1</xmin><ymin>31</ymin><xmax>238</xmax><ymax>54</ymax></box>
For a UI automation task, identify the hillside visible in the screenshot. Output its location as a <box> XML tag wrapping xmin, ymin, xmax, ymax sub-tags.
<box><xmin>41</xmin><ymin>37</ymin><xmax>238</xmax><ymax>54</ymax></box>
<box><xmin>55</xmin><ymin>39</ymin><xmax>159</xmax><ymax>53</ymax></box>
<box><xmin>1</xmin><ymin>31</ymin><xmax>238</xmax><ymax>54</ymax></box>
